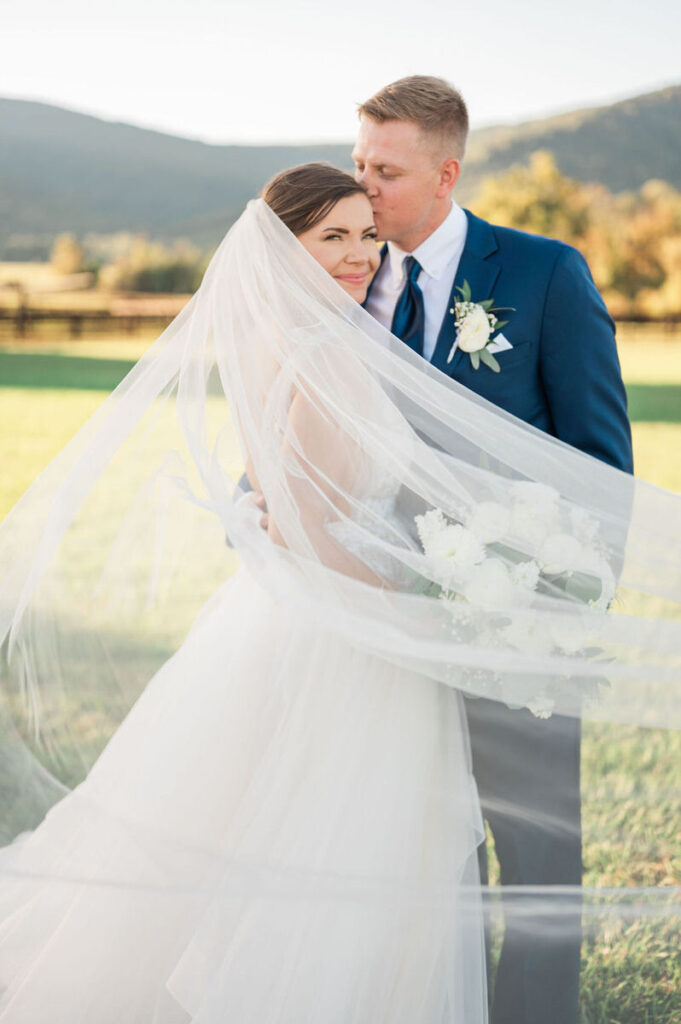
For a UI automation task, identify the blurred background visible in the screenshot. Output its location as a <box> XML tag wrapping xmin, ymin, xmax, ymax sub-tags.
<box><xmin>2</xmin><ymin>0</ymin><xmax>681</xmax><ymax>508</ymax></box>
<box><xmin>1</xmin><ymin>2</ymin><xmax>680</xmax><ymax>1019</ymax></box>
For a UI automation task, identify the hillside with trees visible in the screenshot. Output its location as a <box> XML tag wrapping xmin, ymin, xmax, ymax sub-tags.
<box><xmin>1</xmin><ymin>85</ymin><xmax>679</xmax><ymax>255</ymax></box>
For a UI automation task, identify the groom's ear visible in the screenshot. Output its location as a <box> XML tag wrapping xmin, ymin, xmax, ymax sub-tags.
<box><xmin>436</xmin><ymin>158</ymin><xmax>461</xmax><ymax>198</ymax></box>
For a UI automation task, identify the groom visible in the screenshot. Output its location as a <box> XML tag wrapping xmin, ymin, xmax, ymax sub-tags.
<box><xmin>353</xmin><ymin>76</ymin><xmax>633</xmax><ymax>1024</ymax></box>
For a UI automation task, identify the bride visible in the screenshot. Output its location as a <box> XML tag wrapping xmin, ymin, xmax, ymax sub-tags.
<box><xmin>0</xmin><ymin>164</ymin><xmax>487</xmax><ymax>1022</ymax></box>
<box><xmin>0</xmin><ymin>162</ymin><xmax>680</xmax><ymax>1023</ymax></box>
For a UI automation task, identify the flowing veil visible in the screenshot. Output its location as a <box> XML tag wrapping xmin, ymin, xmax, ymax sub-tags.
<box><xmin>0</xmin><ymin>198</ymin><xmax>680</xmax><ymax>1018</ymax></box>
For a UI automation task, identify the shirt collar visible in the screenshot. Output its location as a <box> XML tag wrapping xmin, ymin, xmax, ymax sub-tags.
<box><xmin>386</xmin><ymin>201</ymin><xmax>468</xmax><ymax>289</ymax></box>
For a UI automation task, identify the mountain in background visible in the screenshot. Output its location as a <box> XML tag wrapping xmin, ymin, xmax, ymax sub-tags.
<box><xmin>1</xmin><ymin>84</ymin><xmax>679</xmax><ymax>254</ymax></box>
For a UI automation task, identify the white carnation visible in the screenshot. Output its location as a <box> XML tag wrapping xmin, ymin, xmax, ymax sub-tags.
<box><xmin>539</xmin><ymin>533</ymin><xmax>582</xmax><ymax>575</ymax></box>
<box><xmin>457</xmin><ymin>304</ymin><xmax>492</xmax><ymax>353</ymax></box>
<box><xmin>467</xmin><ymin>501</ymin><xmax>511</xmax><ymax>543</ymax></box>
<box><xmin>415</xmin><ymin>508</ymin><xmax>448</xmax><ymax>552</ymax></box>
<box><xmin>431</xmin><ymin>524</ymin><xmax>486</xmax><ymax>572</ymax></box>
<box><xmin>511</xmin><ymin>560</ymin><xmax>541</xmax><ymax>591</ymax></box>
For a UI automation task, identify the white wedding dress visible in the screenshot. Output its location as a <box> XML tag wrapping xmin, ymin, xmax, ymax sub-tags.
<box><xmin>0</xmin><ymin>469</ymin><xmax>487</xmax><ymax>1023</ymax></box>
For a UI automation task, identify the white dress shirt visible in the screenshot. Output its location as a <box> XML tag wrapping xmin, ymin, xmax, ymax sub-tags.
<box><xmin>365</xmin><ymin>201</ymin><xmax>469</xmax><ymax>362</ymax></box>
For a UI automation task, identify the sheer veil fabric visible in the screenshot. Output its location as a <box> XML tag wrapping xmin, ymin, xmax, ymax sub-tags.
<box><xmin>0</xmin><ymin>199</ymin><xmax>679</xmax><ymax>1020</ymax></box>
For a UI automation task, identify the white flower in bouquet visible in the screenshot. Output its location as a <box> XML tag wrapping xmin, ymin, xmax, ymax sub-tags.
<box><xmin>539</xmin><ymin>533</ymin><xmax>583</xmax><ymax>575</ymax></box>
<box><xmin>437</xmin><ymin>525</ymin><xmax>486</xmax><ymax>573</ymax></box>
<box><xmin>464</xmin><ymin>558</ymin><xmax>516</xmax><ymax>607</ymax></box>
<box><xmin>466</xmin><ymin>501</ymin><xmax>511</xmax><ymax>543</ymax></box>
<box><xmin>457</xmin><ymin>304</ymin><xmax>492</xmax><ymax>353</ymax></box>
<box><xmin>511</xmin><ymin>560</ymin><xmax>541</xmax><ymax>591</ymax></box>
<box><xmin>415</xmin><ymin>511</ymin><xmax>486</xmax><ymax>581</ymax></box>
<box><xmin>415</xmin><ymin>508</ymin><xmax>448</xmax><ymax>552</ymax></box>
<box><xmin>511</xmin><ymin>502</ymin><xmax>559</xmax><ymax>548</ymax></box>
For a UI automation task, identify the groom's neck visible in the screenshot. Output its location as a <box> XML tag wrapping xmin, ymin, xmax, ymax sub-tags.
<box><xmin>390</xmin><ymin>198</ymin><xmax>453</xmax><ymax>253</ymax></box>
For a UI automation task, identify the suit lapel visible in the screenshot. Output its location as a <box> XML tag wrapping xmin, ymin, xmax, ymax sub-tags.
<box><xmin>430</xmin><ymin>211</ymin><xmax>501</xmax><ymax>374</ymax></box>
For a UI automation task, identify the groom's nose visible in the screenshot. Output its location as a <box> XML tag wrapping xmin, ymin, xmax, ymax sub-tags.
<box><xmin>357</xmin><ymin>169</ymin><xmax>378</xmax><ymax>197</ymax></box>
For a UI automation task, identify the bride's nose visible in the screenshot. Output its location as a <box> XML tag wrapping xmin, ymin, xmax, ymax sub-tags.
<box><xmin>345</xmin><ymin>239</ymin><xmax>368</xmax><ymax>264</ymax></box>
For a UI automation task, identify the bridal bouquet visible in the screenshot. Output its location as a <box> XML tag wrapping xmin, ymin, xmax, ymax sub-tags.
<box><xmin>415</xmin><ymin>483</ymin><xmax>616</xmax><ymax>717</ymax></box>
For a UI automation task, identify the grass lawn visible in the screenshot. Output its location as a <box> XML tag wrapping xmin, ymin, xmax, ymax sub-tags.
<box><xmin>1</xmin><ymin>327</ymin><xmax>680</xmax><ymax>1022</ymax></box>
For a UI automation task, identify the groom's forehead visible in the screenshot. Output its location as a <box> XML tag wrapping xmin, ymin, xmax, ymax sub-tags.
<box><xmin>353</xmin><ymin>119</ymin><xmax>423</xmax><ymax>166</ymax></box>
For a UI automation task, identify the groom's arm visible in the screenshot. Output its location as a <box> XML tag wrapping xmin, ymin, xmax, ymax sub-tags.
<box><xmin>539</xmin><ymin>246</ymin><xmax>634</xmax><ymax>474</ymax></box>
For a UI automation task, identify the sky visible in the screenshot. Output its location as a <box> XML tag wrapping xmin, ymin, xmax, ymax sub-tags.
<box><xmin>2</xmin><ymin>0</ymin><xmax>680</xmax><ymax>144</ymax></box>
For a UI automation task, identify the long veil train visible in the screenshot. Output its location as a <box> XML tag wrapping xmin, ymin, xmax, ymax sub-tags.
<box><xmin>0</xmin><ymin>199</ymin><xmax>679</xmax><ymax>1020</ymax></box>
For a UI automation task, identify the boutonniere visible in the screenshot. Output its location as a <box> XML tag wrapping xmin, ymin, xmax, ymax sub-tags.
<box><xmin>447</xmin><ymin>280</ymin><xmax>514</xmax><ymax>373</ymax></box>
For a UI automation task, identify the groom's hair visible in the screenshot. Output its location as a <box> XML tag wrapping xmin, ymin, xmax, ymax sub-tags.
<box><xmin>358</xmin><ymin>76</ymin><xmax>469</xmax><ymax>160</ymax></box>
<box><xmin>262</xmin><ymin>163</ymin><xmax>368</xmax><ymax>235</ymax></box>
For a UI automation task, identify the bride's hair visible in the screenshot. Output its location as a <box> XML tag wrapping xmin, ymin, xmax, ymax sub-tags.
<box><xmin>262</xmin><ymin>162</ymin><xmax>368</xmax><ymax>236</ymax></box>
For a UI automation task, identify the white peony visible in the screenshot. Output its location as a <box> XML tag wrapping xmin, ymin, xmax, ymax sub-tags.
<box><xmin>539</xmin><ymin>533</ymin><xmax>583</xmax><ymax>575</ymax></box>
<box><xmin>457</xmin><ymin>304</ymin><xmax>492</xmax><ymax>353</ymax></box>
<box><xmin>464</xmin><ymin>558</ymin><xmax>516</xmax><ymax>607</ymax></box>
<box><xmin>467</xmin><ymin>501</ymin><xmax>511</xmax><ymax>543</ymax></box>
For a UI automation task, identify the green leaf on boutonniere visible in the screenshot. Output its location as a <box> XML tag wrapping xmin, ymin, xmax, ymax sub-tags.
<box><xmin>457</xmin><ymin>280</ymin><xmax>472</xmax><ymax>303</ymax></box>
<box><xmin>479</xmin><ymin>299</ymin><xmax>495</xmax><ymax>311</ymax></box>
<box><xmin>479</xmin><ymin>348</ymin><xmax>501</xmax><ymax>373</ymax></box>
<box><xmin>493</xmin><ymin>320</ymin><xmax>509</xmax><ymax>333</ymax></box>
<box><xmin>470</xmin><ymin>350</ymin><xmax>481</xmax><ymax>370</ymax></box>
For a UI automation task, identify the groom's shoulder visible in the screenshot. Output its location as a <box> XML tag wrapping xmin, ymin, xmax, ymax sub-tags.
<box><xmin>466</xmin><ymin>210</ymin><xmax>583</xmax><ymax>268</ymax></box>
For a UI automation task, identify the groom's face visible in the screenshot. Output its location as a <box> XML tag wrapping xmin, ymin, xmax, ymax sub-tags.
<box><xmin>352</xmin><ymin>118</ymin><xmax>453</xmax><ymax>251</ymax></box>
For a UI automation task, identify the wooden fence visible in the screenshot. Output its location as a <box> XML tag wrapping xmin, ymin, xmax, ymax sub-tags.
<box><xmin>0</xmin><ymin>308</ymin><xmax>176</xmax><ymax>339</ymax></box>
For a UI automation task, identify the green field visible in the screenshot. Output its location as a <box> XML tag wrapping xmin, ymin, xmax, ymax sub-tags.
<box><xmin>1</xmin><ymin>327</ymin><xmax>680</xmax><ymax>1022</ymax></box>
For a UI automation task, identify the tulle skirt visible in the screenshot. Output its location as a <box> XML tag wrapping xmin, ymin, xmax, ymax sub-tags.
<box><xmin>0</xmin><ymin>568</ymin><xmax>487</xmax><ymax>1022</ymax></box>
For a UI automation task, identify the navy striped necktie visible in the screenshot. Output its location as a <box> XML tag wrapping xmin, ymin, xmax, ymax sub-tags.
<box><xmin>390</xmin><ymin>255</ymin><xmax>425</xmax><ymax>357</ymax></box>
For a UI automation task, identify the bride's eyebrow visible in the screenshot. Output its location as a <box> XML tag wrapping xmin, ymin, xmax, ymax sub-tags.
<box><xmin>321</xmin><ymin>226</ymin><xmax>377</xmax><ymax>235</ymax></box>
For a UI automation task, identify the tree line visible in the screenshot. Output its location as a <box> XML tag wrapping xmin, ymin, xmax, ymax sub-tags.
<box><xmin>49</xmin><ymin>152</ymin><xmax>681</xmax><ymax>319</ymax></box>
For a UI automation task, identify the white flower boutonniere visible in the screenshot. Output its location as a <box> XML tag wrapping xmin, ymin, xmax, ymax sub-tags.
<box><xmin>447</xmin><ymin>280</ymin><xmax>513</xmax><ymax>373</ymax></box>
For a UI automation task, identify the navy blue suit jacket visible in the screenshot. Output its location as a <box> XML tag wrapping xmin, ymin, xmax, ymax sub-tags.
<box><xmin>372</xmin><ymin>209</ymin><xmax>633</xmax><ymax>474</ymax></box>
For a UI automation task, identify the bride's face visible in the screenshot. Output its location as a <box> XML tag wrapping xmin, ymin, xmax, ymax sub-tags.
<box><xmin>297</xmin><ymin>194</ymin><xmax>380</xmax><ymax>302</ymax></box>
